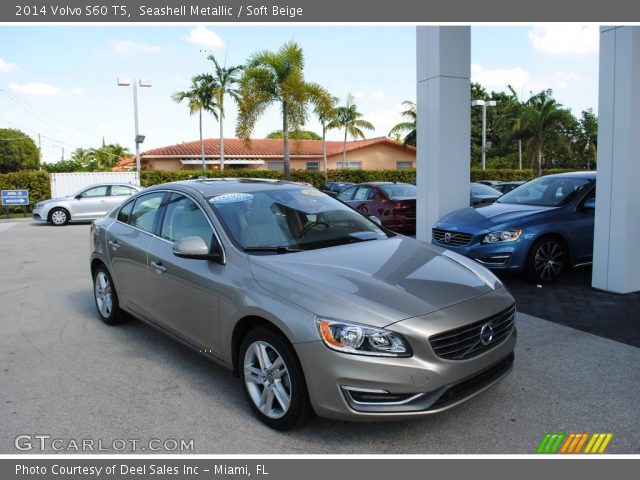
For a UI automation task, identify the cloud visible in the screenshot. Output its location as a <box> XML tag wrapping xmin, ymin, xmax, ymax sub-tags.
<box><xmin>71</xmin><ymin>87</ymin><xmax>86</xmax><ymax>96</ymax></box>
<box><xmin>528</xmin><ymin>25</ymin><xmax>598</xmax><ymax>55</ymax></box>
<box><xmin>554</xmin><ymin>71</ymin><xmax>582</xmax><ymax>90</ymax></box>
<box><xmin>0</xmin><ymin>57</ymin><xmax>18</xmax><ymax>73</ymax></box>
<box><xmin>371</xmin><ymin>90</ymin><xmax>386</xmax><ymax>100</ymax></box>
<box><xmin>9</xmin><ymin>82</ymin><xmax>60</xmax><ymax>96</ymax></box>
<box><xmin>471</xmin><ymin>64</ymin><xmax>531</xmax><ymax>92</ymax></box>
<box><xmin>184</xmin><ymin>26</ymin><xmax>225</xmax><ymax>50</ymax></box>
<box><xmin>110</xmin><ymin>39</ymin><xmax>164</xmax><ymax>57</ymax></box>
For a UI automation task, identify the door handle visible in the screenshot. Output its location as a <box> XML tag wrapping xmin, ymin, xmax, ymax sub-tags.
<box><xmin>150</xmin><ymin>261</ymin><xmax>166</xmax><ymax>273</ymax></box>
<box><xmin>108</xmin><ymin>240</ymin><xmax>120</xmax><ymax>251</ymax></box>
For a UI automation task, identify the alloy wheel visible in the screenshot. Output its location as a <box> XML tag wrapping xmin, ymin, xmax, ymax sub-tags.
<box><xmin>94</xmin><ymin>271</ymin><xmax>113</xmax><ymax>319</ymax></box>
<box><xmin>243</xmin><ymin>340</ymin><xmax>292</xmax><ymax>419</ymax></box>
<box><xmin>533</xmin><ymin>240</ymin><xmax>565</xmax><ymax>282</ymax></box>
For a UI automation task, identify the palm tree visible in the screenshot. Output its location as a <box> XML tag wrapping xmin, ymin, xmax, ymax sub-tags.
<box><xmin>327</xmin><ymin>94</ymin><xmax>375</xmax><ymax>167</ymax></box>
<box><xmin>89</xmin><ymin>141</ymin><xmax>130</xmax><ymax>171</ymax></box>
<box><xmin>196</xmin><ymin>55</ymin><xmax>243</xmax><ymax>172</ymax></box>
<box><xmin>520</xmin><ymin>90</ymin><xmax>573</xmax><ymax>177</ymax></box>
<box><xmin>388</xmin><ymin>100</ymin><xmax>417</xmax><ymax>147</ymax></box>
<box><xmin>494</xmin><ymin>85</ymin><xmax>526</xmax><ymax>169</ymax></box>
<box><xmin>70</xmin><ymin>147</ymin><xmax>94</xmax><ymax>169</ymax></box>
<box><xmin>314</xmin><ymin>95</ymin><xmax>338</xmax><ymax>175</ymax></box>
<box><xmin>172</xmin><ymin>77</ymin><xmax>216</xmax><ymax>171</ymax></box>
<box><xmin>236</xmin><ymin>41</ymin><xmax>331</xmax><ymax>180</ymax></box>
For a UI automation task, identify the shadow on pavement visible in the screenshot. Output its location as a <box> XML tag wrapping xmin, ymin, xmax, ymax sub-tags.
<box><xmin>499</xmin><ymin>266</ymin><xmax>640</xmax><ymax>348</ymax></box>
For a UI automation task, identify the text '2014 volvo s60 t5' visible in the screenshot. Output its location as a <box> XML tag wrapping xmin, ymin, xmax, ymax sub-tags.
<box><xmin>90</xmin><ymin>179</ymin><xmax>516</xmax><ymax>430</ymax></box>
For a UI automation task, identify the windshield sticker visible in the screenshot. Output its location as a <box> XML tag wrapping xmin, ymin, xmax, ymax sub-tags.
<box><xmin>301</xmin><ymin>189</ymin><xmax>323</xmax><ymax>196</ymax></box>
<box><xmin>209</xmin><ymin>193</ymin><xmax>254</xmax><ymax>204</ymax></box>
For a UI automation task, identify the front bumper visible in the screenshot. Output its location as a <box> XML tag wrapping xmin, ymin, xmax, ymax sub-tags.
<box><xmin>32</xmin><ymin>208</ymin><xmax>46</xmax><ymax>222</ymax></box>
<box><xmin>295</xmin><ymin>287</ymin><xmax>517</xmax><ymax>421</ymax></box>
<box><xmin>432</xmin><ymin>235</ymin><xmax>530</xmax><ymax>272</ymax></box>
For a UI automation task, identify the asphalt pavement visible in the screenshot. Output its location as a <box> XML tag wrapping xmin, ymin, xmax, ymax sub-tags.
<box><xmin>1</xmin><ymin>220</ymin><xmax>638</xmax><ymax>454</ymax></box>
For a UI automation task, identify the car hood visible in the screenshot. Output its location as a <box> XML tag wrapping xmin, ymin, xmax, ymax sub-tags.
<box><xmin>438</xmin><ymin>202</ymin><xmax>556</xmax><ymax>231</ymax></box>
<box><xmin>248</xmin><ymin>237</ymin><xmax>500</xmax><ymax>327</ymax></box>
<box><xmin>38</xmin><ymin>196</ymin><xmax>73</xmax><ymax>205</ymax></box>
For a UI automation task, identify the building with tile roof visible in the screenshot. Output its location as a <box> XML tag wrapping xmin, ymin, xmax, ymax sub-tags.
<box><xmin>113</xmin><ymin>137</ymin><xmax>416</xmax><ymax>171</ymax></box>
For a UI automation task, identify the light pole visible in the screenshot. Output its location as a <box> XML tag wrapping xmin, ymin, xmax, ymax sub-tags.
<box><xmin>472</xmin><ymin>99</ymin><xmax>497</xmax><ymax>170</ymax></box>
<box><xmin>118</xmin><ymin>78</ymin><xmax>152</xmax><ymax>173</ymax></box>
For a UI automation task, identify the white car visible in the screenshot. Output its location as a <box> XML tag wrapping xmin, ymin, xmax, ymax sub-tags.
<box><xmin>33</xmin><ymin>183</ymin><xmax>143</xmax><ymax>226</ymax></box>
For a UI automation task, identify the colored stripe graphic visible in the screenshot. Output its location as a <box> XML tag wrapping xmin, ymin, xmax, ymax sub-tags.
<box><xmin>538</xmin><ymin>433</ymin><xmax>613</xmax><ymax>454</ymax></box>
<box><xmin>537</xmin><ymin>433</ymin><xmax>565</xmax><ymax>454</ymax></box>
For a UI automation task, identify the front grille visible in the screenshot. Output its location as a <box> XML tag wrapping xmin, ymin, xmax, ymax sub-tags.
<box><xmin>429</xmin><ymin>304</ymin><xmax>516</xmax><ymax>360</ymax></box>
<box><xmin>432</xmin><ymin>228</ymin><xmax>473</xmax><ymax>246</ymax></box>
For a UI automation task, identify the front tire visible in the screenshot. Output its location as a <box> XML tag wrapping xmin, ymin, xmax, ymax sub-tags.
<box><xmin>93</xmin><ymin>265</ymin><xmax>126</xmax><ymax>325</ymax></box>
<box><xmin>240</xmin><ymin>328</ymin><xmax>312</xmax><ymax>430</ymax></box>
<box><xmin>526</xmin><ymin>237</ymin><xmax>567</xmax><ymax>284</ymax></box>
<box><xmin>49</xmin><ymin>208</ymin><xmax>69</xmax><ymax>226</ymax></box>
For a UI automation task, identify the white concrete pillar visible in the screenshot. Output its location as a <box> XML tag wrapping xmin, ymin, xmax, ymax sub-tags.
<box><xmin>416</xmin><ymin>27</ymin><xmax>471</xmax><ymax>242</ymax></box>
<box><xmin>592</xmin><ymin>26</ymin><xmax>640</xmax><ymax>294</ymax></box>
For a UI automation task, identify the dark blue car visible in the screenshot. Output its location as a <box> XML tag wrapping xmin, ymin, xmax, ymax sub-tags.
<box><xmin>432</xmin><ymin>172</ymin><xmax>596</xmax><ymax>283</ymax></box>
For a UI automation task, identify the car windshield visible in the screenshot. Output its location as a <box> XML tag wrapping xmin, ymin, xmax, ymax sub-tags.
<box><xmin>471</xmin><ymin>183</ymin><xmax>501</xmax><ymax>196</ymax></box>
<box><xmin>497</xmin><ymin>176</ymin><xmax>592</xmax><ymax>207</ymax></box>
<box><xmin>379</xmin><ymin>184</ymin><xmax>416</xmax><ymax>199</ymax></box>
<box><xmin>208</xmin><ymin>187</ymin><xmax>391</xmax><ymax>253</ymax></box>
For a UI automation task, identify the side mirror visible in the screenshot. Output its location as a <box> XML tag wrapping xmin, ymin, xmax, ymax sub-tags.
<box><xmin>369</xmin><ymin>215</ymin><xmax>382</xmax><ymax>226</ymax></box>
<box><xmin>583</xmin><ymin>198</ymin><xmax>596</xmax><ymax>210</ymax></box>
<box><xmin>172</xmin><ymin>236</ymin><xmax>224</xmax><ymax>264</ymax></box>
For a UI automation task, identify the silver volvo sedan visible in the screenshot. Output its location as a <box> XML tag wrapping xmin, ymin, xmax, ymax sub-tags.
<box><xmin>90</xmin><ymin>179</ymin><xmax>516</xmax><ymax>430</ymax></box>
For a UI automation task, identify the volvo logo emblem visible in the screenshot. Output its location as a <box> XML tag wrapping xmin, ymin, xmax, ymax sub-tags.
<box><xmin>480</xmin><ymin>322</ymin><xmax>494</xmax><ymax>346</ymax></box>
<box><xmin>444</xmin><ymin>232</ymin><xmax>452</xmax><ymax>243</ymax></box>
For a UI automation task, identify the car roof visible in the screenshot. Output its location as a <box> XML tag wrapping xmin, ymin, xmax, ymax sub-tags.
<box><xmin>144</xmin><ymin>178</ymin><xmax>306</xmax><ymax>197</ymax></box>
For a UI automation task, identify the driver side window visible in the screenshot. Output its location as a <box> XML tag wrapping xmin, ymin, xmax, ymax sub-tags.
<box><xmin>80</xmin><ymin>186</ymin><xmax>108</xmax><ymax>198</ymax></box>
<box><xmin>161</xmin><ymin>194</ymin><xmax>213</xmax><ymax>249</ymax></box>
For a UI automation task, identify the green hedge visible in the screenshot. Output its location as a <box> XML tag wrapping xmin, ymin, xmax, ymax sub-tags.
<box><xmin>0</xmin><ymin>167</ymin><xmax>585</xmax><ymax>213</ymax></box>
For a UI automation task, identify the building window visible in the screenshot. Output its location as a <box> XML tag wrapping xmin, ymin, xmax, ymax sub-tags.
<box><xmin>396</xmin><ymin>161</ymin><xmax>413</xmax><ymax>170</ymax></box>
<box><xmin>306</xmin><ymin>161</ymin><xmax>319</xmax><ymax>171</ymax></box>
<box><xmin>336</xmin><ymin>161</ymin><xmax>362</xmax><ymax>170</ymax></box>
<box><xmin>267</xmin><ymin>162</ymin><xmax>284</xmax><ymax>171</ymax></box>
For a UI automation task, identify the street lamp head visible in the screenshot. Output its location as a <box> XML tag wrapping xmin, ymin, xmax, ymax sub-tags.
<box><xmin>139</xmin><ymin>80</ymin><xmax>153</xmax><ymax>88</ymax></box>
<box><xmin>117</xmin><ymin>77</ymin><xmax>132</xmax><ymax>87</ymax></box>
<box><xmin>135</xmin><ymin>134</ymin><xmax>146</xmax><ymax>144</ymax></box>
<box><xmin>471</xmin><ymin>99</ymin><xmax>486</xmax><ymax>107</ymax></box>
<box><xmin>486</xmin><ymin>100</ymin><xmax>497</xmax><ymax>107</ymax></box>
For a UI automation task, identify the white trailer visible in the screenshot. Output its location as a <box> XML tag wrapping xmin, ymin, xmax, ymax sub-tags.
<box><xmin>50</xmin><ymin>172</ymin><xmax>140</xmax><ymax>198</ymax></box>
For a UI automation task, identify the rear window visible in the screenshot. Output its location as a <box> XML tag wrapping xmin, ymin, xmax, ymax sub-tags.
<box><xmin>379</xmin><ymin>184</ymin><xmax>416</xmax><ymax>199</ymax></box>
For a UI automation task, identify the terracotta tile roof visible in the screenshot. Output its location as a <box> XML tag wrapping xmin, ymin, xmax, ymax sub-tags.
<box><xmin>138</xmin><ymin>137</ymin><xmax>415</xmax><ymax>158</ymax></box>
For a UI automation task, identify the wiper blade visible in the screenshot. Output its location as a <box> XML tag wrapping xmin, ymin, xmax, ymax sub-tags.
<box><xmin>243</xmin><ymin>246</ymin><xmax>304</xmax><ymax>254</ymax></box>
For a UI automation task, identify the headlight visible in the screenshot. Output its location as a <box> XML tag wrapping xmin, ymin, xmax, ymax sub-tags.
<box><xmin>316</xmin><ymin>318</ymin><xmax>412</xmax><ymax>357</ymax></box>
<box><xmin>483</xmin><ymin>229</ymin><xmax>522</xmax><ymax>243</ymax></box>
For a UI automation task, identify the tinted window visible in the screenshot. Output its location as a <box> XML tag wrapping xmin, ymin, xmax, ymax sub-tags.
<box><xmin>117</xmin><ymin>199</ymin><xmax>135</xmax><ymax>223</ymax></box>
<box><xmin>80</xmin><ymin>186</ymin><xmax>108</xmax><ymax>198</ymax></box>
<box><xmin>471</xmin><ymin>183</ymin><xmax>502</xmax><ymax>196</ymax></box>
<box><xmin>337</xmin><ymin>186</ymin><xmax>357</xmax><ymax>201</ymax></box>
<box><xmin>161</xmin><ymin>194</ymin><xmax>213</xmax><ymax>249</ymax></box>
<box><xmin>379</xmin><ymin>184</ymin><xmax>416</xmax><ymax>199</ymax></box>
<box><xmin>111</xmin><ymin>185</ymin><xmax>137</xmax><ymax>196</ymax></box>
<box><xmin>128</xmin><ymin>192</ymin><xmax>165</xmax><ymax>233</ymax></box>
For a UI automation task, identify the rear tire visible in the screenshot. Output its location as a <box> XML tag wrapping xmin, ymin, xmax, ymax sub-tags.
<box><xmin>49</xmin><ymin>208</ymin><xmax>69</xmax><ymax>226</ymax></box>
<box><xmin>239</xmin><ymin>327</ymin><xmax>312</xmax><ymax>430</ymax></box>
<box><xmin>526</xmin><ymin>237</ymin><xmax>567</xmax><ymax>284</ymax></box>
<box><xmin>93</xmin><ymin>265</ymin><xmax>126</xmax><ymax>325</ymax></box>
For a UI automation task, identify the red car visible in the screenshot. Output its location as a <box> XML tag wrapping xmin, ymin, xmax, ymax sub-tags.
<box><xmin>337</xmin><ymin>182</ymin><xmax>416</xmax><ymax>234</ymax></box>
